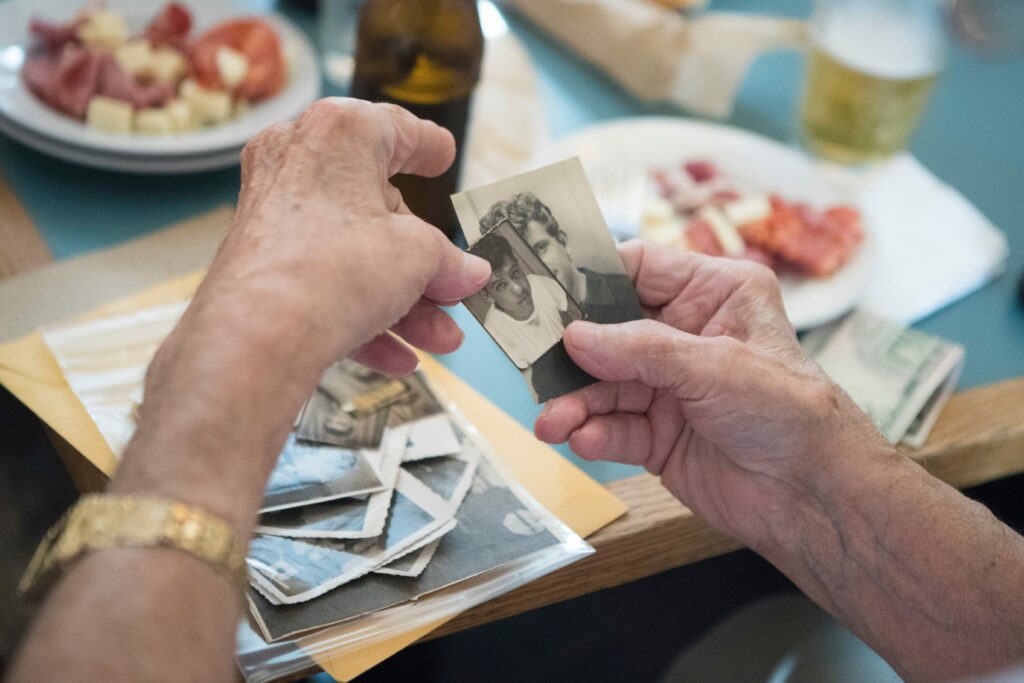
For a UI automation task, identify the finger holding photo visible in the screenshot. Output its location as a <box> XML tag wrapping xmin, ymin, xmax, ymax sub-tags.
<box><xmin>462</xmin><ymin>221</ymin><xmax>595</xmax><ymax>401</ymax></box>
<box><xmin>453</xmin><ymin>158</ymin><xmax>643</xmax><ymax>401</ymax></box>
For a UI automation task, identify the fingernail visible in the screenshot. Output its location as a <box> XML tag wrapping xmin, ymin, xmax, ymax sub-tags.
<box><xmin>568</xmin><ymin>321</ymin><xmax>601</xmax><ymax>352</ymax></box>
<box><xmin>464</xmin><ymin>253</ymin><xmax>491</xmax><ymax>285</ymax></box>
<box><xmin>538</xmin><ymin>400</ymin><xmax>554</xmax><ymax>420</ymax></box>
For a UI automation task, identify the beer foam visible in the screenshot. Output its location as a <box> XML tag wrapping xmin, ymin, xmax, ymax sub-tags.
<box><xmin>815</xmin><ymin>4</ymin><xmax>944</xmax><ymax>79</ymax></box>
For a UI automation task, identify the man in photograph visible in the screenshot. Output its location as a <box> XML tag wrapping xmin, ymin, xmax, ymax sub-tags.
<box><xmin>479</xmin><ymin>192</ymin><xmax>642</xmax><ymax>325</ymax></box>
<box><xmin>473</xmin><ymin>231</ymin><xmax>573</xmax><ymax>370</ymax></box>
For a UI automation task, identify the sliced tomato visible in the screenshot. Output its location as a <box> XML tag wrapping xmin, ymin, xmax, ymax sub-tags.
<box><xmin>189</xmin><ymin>19</ymin><xmax>284</xmax><ymax>101</ymax></box>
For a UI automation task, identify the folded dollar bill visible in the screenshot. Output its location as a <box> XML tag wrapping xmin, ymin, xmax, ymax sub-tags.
<box><xmin>802</xmin><ymin>310</ymin><xmax>965</xmax><ymax>447</ymax></box>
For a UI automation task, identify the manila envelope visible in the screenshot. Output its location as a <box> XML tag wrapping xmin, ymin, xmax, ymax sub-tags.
<box><xmin>0</xmin><ymin>266</ymin><xmax>627</xmax><ymax>681</ymax></box>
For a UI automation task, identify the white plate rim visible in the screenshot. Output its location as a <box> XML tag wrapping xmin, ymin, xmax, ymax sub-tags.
<box><xmin>0</xmin><ymin>110</ymin><xmax>241</xmax><ymax>173</ymax></box>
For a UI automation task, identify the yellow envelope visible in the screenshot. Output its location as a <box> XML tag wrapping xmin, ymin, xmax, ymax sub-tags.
<box><xmin>0</xmin><ymin>272</ymin><xmax>627</xmax><ymax>681</ymax></box>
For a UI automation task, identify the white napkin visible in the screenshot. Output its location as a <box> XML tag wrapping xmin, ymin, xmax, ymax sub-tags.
<box><xmin>849</xmin><ymin>154</ymin><xmax>1009</xmax><ymax>323</ymax></box>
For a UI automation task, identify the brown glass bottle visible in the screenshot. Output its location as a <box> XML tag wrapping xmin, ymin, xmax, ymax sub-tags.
<box><xmin>350</xmin><ymin>0</ymin><xmax>484</xmax><ymax>241</ymax></box>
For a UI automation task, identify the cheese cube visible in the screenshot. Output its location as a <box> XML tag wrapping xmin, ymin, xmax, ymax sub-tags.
<box><xmin>178</xmin><ymin>78</ymin><xmax>200</xmax><ymax>100</ymax></box>
<box><xmin>722</xmin><ymin>195</ymin><xmax>772</xmax><ymax>227</ymax></box>
<box><xmin>699</xmin><ymin>206</ymin><xmax>746</xmax><ymax>257</ymax></box>
<box><xmin>148</xmin><ymin>47</ymin><xmax>189</xmax><ymax>84</ymax></box>
<box><xmin>166</xmin><ymin>99</ymin><xmax>193</xmax><ymax>131</ymax></box>
<box><xmin>86</xmin><ymin>96</ymin><xmax>133</xmax><ymax>134</ymax></box>
<box><xmin>642</xmin><ymin>198</ymin><xmax>675</xmax><ymax>228</ymax></box>
<box><xmin>232</xmin><ymin>98</ymin><xmax>250</xmax><ymax>119</ymax></box>
<box><xmin>216</xmin><ymin>46</ymin><xmax>249</xmax><ymax>91</ymax></box>
<box><xmin>135</xmin><ymin>108</ymin><xmax>175</xmax><ymax>135</ymax></box>
<box><xmin>114</xmin><ymin>40</ymin><xmax>154</xmax><ymax>76</ymax></box>
<box><xmin>183</xmin><ymin>85</ymin><xmax>232</xmax><ymax>126</ymax></box>
<box><xmin>77</xmin><ymin>10</ymin><xmax>128</xmax><ymax>50</ymax></box>
<box><xmin>643</xmin><ymin>221</ymin><xmax>685</xmax><ymax>247</ymax></box>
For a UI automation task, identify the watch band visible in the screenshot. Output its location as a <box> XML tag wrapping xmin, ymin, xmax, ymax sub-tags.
<box><xmin>19</xmin><ymin>494</ymin><xmax>250</xmax><ymax>602</ymax></box>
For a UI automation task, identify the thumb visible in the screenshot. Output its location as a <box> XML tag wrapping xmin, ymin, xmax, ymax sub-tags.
<box><xmin>563</xmin><ymin>319</ymin><xmax>712</xmax><ymax>392</ymax></box>
<box><xmin>421</xmin><ymin>234</ymin><xmax>492</xmax><ymax>304</ymax></box>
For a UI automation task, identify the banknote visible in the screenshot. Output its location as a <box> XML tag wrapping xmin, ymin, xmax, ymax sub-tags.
<box><xmin>900</xmin><ymin>360</ymin><xmax>964</xmax><ymax>449</ymax></box>
<box><xmin>802</xmin><ymin>310</ymin><xmax>965</xmax><ymax>446</ymax></box>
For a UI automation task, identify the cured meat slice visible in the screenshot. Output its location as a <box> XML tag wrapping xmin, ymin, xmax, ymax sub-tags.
<box><xmin>144</xmin><ymin>3</ymin><xmax>192</xmax><ymax>49</ymax></box>
<box><xmin>48</xmin><ymin>44</ymin><xmax>103</xmax><ymax>119</ymax></box>
<box><xmin>23</xmin><ymin>54</ymin><xmax>59</xmax><ymax>108</ymax></box>
<box><xmin>739</xmin><ymin>196</ymin><xmax>863</xmax><ymax>278</ymax></box>
<box><xmin>684</xmin><ymin>219</ymin><xmax>725</xmax><ymax>257</ymax></box>
<box><xmin>97</xmin><ymin>56</ymin><xmax>175</xmax><ymax>108</ymax></box>
<box><xmin>684</xmin><ymin>160</ymin><xmax>718</xmax><ymax>183</ymax></box>
<box><xmin>29</xmin><ymin>17</ymin><xmax>84</xmax><ymax>52</ymax></box>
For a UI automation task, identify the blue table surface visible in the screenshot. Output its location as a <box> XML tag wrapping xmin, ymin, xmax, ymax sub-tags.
<box><xmin>1</xmin><ymin>0</ymin><xmax>1022</xmax><ymax>484</ymax></box>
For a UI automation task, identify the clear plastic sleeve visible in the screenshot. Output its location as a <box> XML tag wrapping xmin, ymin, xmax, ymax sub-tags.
<box><xmin>235</xmin><ymin>403</ymin><xmax>595</xmax><ymax>682</ymax></box>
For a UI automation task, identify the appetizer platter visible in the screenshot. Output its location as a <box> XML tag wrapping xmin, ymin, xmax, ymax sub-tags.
<box><xmin>643</xmin><ymin>159</ymin><xmax>863</xmax><ymax>279</ymax></box>
<box><xmin>0</xmin><ymin>0</ymin><xmax>320</xmax><ymax>172</ymax></box>
<box><xmin>543</xmin><ymin>117</ymin><xmax>875</xmax><ymax>330</ymax></box>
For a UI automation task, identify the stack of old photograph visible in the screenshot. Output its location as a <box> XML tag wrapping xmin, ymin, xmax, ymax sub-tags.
<box><xmin>245</xmin><ymin>359</ymin><xmax>568</xmax><ymax>642</ymax></box>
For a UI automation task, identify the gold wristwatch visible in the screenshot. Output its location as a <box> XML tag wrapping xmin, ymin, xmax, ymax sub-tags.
<box><xmin>19</xmin><ymin>494</ymin><xmax>250</xmax><ymax>602</ymax></box>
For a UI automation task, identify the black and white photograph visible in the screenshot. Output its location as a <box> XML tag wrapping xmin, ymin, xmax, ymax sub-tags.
<box><xmin>294</xmin><ymin>360</ymin><xmax>398</xmax><ymax>450</ymax></box>
<box><xmin>400</xmin><ymin>440</ymin><xmax>481</xmax><ymax>507</ymax></box>
<box><xmin>247</xmin><ymin>470</ymin><xmax>454</xmax><ymax>606</ymax></box>
<box><xmin>374</xmin><ymin>441</ymin><xmax>483</xmax><ymax>577</ymax></box>
<box><xmin>373</xmin><ymin>537</ymin><xmax>443</xmax><ymax>578</ymax></box>
<box><xmin>463</xmin><ymin>221</ymin><xmax>593</xmax><ymax>401</ymax></box>
<box><xmin>256</xmin><ymin>484</ymin><xmax>393</xmax><ymax>541</ymax></box>
<box><xmin>401</xmin><ymin>414</ymin><xmax>462</xmax><ymax>462</ymax></box>
<box><xmin>384</xmin><ymin>371</ymin><xmax>443</xmax><ymax>427</ymax></box>
<box><xmin>248</xmin><ymin>454</ymin><xmax>565</xmax><ymax>641</ymax></box>
<box><xmin>256</xmin><ymin>440</ymin><xmax>402</xmax><ymax>540</ymax></box>
<box><xmin>260</xmin><ymin>435</ymin><xmax>386</xmax><ymax>513</ymax></box>
<box><xmin>452</xmin><ymin>157</ymin><xmax>643</xmax><ymax>327</ymax></box>
<box><xmin>453</xmin><ymin>158</ymin><xmax>643</xmax><ymax>402</ymax></box>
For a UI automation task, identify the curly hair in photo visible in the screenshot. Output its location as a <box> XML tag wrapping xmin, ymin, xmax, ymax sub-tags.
<box><xmin>479</xmin><ymin>192</ymin><xmax>568</xmax><ymax>247</ymax></box>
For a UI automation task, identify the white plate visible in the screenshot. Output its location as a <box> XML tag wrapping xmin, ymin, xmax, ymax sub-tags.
<box><xmin>542</xmin><ymin>117</ymin><xmax>875</xmax><ymax>331</ymax></box>
<box><xmin>0</xmin><ymin>111</ymin><xmax>241</xmax><ymax>173</ymax></box>
<box><xmin>0</xmin><ymin>0</ymin><xmax>320</xmax><ymax>169</ymax></box>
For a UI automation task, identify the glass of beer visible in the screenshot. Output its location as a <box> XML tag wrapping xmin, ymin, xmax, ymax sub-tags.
<box><xmin>800</xmin><ymin>0</ymin><xmax>947</xmax><ymax>164</ymax></box>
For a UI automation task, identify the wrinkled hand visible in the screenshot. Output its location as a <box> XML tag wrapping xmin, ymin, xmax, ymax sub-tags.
<box><xmin>534</xmin><ymin>241</ymin><xmax>886</xmax><ymax>547</ymax></box>
<box><xmin>202</xmin><ymin>97</ymin><xmax>490</xmax><ymax>376</ymax></box>
<box><xmin>123</xmin><ymin>100</ymin><xmax>489</xmax><ymax>527</ymax></box>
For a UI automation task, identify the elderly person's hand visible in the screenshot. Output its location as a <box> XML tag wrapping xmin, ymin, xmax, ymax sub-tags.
<box><xmin>9</xmin><ymin>100</ymin><xmax>492</xmax><ymax>683</ymax></box>
<box><xmin>115</xmin><ymin>99</ymin><xmax>489</xmax><ymax>531</ymax></box>
<box><xmin>536</xmin><ymin>242</ymin><xmax>1024</xmax><ymax>681</ymax></box>
<box><xmin>534</xmin><ymin>241</ymin><xmax>889</xmax><ymax>549</ymax></box>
